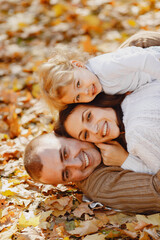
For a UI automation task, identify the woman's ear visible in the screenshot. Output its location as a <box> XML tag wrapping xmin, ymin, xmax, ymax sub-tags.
<box><xmin>70</xmin><ymin>60</ymin><xmax>86</xmax><ymax>68</ymax></box>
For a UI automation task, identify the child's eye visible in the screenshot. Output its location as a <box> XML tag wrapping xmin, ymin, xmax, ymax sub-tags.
<box><xmin>76</xmin><ymin>94</ymin><xmax>80</xmax><ymax>102</ymax></box>
<box><xmin>84</xmin><ymin>130</ymin><xmax>89</xmax><ymax>140</ymax></box>
<box><xmin>87</xmin><ymin>112</ymin><xmax>91</xmax><ymax>121</ymax></box>
<box><xmin>77</xmin><ymin>80</ymin><xmax>80</xmax><ymax>88</ymax></box>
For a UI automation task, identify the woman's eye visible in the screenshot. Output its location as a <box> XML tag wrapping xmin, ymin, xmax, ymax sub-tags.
<box><xmin>84</xmin><ymin>130</ymin><xmax>89</xmax><ymax>140</ymax></box>
<box><xmin>87</xmin><ymin>112</ymin><xmax>91</xmax><ymax>121</ymax></box>
<box><xmin>77</xmin><ymin>80</ymin><xmax>80</xmax><ymax>88</ymax></box>
<box><xmin>76</xmin><ymin>94</ymin><xmax>80</xmax><ymax>102</ymax></box>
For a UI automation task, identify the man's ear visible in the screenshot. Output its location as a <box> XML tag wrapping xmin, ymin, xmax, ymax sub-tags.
<box><xmin>70</xmin><ymin>60</ymin><xmax>86</xmax><ymax>68</ymax></box>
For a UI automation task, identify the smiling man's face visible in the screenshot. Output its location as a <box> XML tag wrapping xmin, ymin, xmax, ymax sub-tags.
<box><xmin>37</xmin><ymin>133</ymin><xmax>101</xmax><ymax>185</ymax></box>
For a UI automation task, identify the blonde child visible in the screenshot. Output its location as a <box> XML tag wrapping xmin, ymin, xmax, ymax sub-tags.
<box><xmin>39</xmin><ymin>43</ymin><xmax>160</xmax><ymax>112</ymax></box>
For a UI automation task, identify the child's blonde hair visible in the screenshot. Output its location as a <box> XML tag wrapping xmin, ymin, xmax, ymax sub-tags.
<box><xmin>39</xmin><ymin>46</ymin><xmax>89</xmax><ymax>112</ymax></box>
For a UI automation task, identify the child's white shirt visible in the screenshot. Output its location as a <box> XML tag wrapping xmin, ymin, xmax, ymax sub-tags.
<box><xmin>121</xmin><ymin>80</ymin><xmax>160</xmax><ymax>174</ymax></box>
<box><xmin>86</xmin><ymin>46</ymin><xmax>160</xmax><ymax>94</ymax></box>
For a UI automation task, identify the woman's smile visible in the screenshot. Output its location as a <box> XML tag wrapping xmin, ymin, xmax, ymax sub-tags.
<box><xmin>102</xmin><ymin>121</ymin><xmax>108</xmax><ymax>137</ymax></box>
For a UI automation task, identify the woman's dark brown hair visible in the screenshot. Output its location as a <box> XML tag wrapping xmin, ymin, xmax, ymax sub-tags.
<box><xmin>54</xmin><ymin>92</ymin><xmax>127</xmax><ymax>150</ymax></box>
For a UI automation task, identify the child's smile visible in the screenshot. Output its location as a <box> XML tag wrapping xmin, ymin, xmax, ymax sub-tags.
<box><xmin>60</xmin><ymin>66</ymin><xmax>102</xmax><ymax>104</ymax></box>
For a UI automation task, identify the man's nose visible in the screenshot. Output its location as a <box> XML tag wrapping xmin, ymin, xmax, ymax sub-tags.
<box><xmin>64</xmin><ymin>158</ymin><xmax>82</xmax><ymax>168</ymax></box>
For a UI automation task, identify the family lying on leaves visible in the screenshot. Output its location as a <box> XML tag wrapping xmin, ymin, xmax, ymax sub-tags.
<box><xmin>24</xmin><ymin>31</ymin><xmax>160</xmax><ymax>214</ymax></box>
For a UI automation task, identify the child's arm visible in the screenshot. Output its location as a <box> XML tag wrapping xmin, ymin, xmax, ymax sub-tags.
<box><xmin>86</xmin><ymin>46</ymin><xmax>160</xmax><ymax>95</ymax></box>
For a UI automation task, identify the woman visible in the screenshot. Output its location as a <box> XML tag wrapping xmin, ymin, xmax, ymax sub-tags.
<box><xmin>55</xmin><ymin>79</ymin><xmax>160</xmax><ymax>175</ymax></box>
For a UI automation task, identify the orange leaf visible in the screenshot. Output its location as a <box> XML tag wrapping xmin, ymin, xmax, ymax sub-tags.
<box><xmin>7</xmin><ymin>105</ymin><xmax>20</xmax><ymax>138</ymax></box>
<box><xmin>135</xmin><ymin>220</ymin><xmax>151</xmax><ymax>230</ymax></box>
<box><xmin>81</xmin><ymin>36</ymin><xmax>97</xmax><ymax>54</ymax></box>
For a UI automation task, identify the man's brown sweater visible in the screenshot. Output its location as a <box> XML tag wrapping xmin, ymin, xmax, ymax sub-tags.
<box><xmin>78</xmin><ymin>31</ymin><xmax>160</xmax><ymax>214</ymax></box>
<box><xmin>77</xmin><ymin>165</ymin><xmax>160</xmax><ymax>213</ymax></box>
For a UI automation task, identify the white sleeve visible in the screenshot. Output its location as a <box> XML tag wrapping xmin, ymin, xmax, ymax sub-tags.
<box><xmin>123</xmin><ymin>125</ymin><xmax>160</xmax><ymax>175</ymax></box>
<box><xmin>87</xmin><ymin>46</ymin><xmax>160</xmax><ymax>94</ymax></box>
<box><xmin>113</xmin><ymin>46</ymin><xmax>160</xmax><ymax>80</ymax></box>
<box><xmin>121</xmin><ymin>154</ymin><xmax>153</xmax><ymax>174</ymax></box>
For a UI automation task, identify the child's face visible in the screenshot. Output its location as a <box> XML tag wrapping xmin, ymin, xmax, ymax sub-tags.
<box><xmin>60</xmin><ymin>66</ymin><xmax>102</xmax><ymax>104</ymax></box>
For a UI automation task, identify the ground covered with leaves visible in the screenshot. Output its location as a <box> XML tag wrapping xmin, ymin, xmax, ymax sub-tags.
<box><xmin>0</xmin><ymin>0</ymin><xmax>160</xmax><ymax>239</ymax></box>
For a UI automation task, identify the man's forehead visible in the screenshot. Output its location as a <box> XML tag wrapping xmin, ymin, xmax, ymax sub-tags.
<box><xmin>45</xmin><ymin>134</ymin><xmax>73</xmax><ymax>148</ymax></box>
<box><xmin>37</xmin><ymin>133</ymin><xmax>62</xmax><ymax>149</ymax></box>
<box><xmin>40</xmin><ymin>133</ymin><xmax>93</xmax><ymax>149</ymax></box>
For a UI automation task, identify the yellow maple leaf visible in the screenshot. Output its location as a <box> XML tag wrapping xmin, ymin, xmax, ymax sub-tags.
<box><xmin>32</xmin><ymin>83</ymin><xmax>40</xmax><ymax>98</ymax></box>
<box><xmin>83</xmin><ymin>15</ymin><xmax>100</xmax><ymax>27</ymax></box>
<box><xmin>53</xmin><ymin>4</ymin><xmax>67</xmax><ymax>17</ymax></box>
<box><xmin>128</xmin><ymin>19</ymin><xmax>137</xmax><ymax>27</ymax></box>
<box><xmin>0</xmin><ymin>189</ymin><xmax>16</xmax><ymax>197</ymax></box>
<box><xmin>18</xmin><ymin>212</ymin><xmax>40</xmax><ymax>229</ymax></box>
<box><xmin>8</xmin><ymin>179</ymin><xmax>21</xmax><ymax>186</ymax></box>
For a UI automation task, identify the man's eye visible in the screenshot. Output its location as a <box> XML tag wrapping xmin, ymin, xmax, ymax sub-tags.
<box><xmin>63</xmin><ymin>148</ymin><xmax>68</xmax><ymax>158</ymax></box>
<box><xmin>76</xmin><ymin>94</ymin><xmax>80</xmax><ymax>102</ymax></box>
<box><xmin>84</xmin><ymin>130</ymin><xmax>89</xmax><ymax>140</ymax></box>
<box><xmin>87</xmin><ymin>112</ymin><xmax>91</xmax><ymax>121</ymax></box>
<box><xmin>65</xmin><ymin>170</ymin><xmax>69</xmax><ymax>180</ymax></box>
<box><xmin>77</xmin><ymin>80</ymin><xmax>80</xmax><ymax>88</ymax></box>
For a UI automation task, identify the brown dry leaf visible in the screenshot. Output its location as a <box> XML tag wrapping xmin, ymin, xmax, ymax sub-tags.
<box><xmin>68</xmin><ymin>219</ymin><xmax>100</xmax><ymax>236</ymax></box>
<box><xmin>16</xmin><ymin>227</ymin><xmax>45</xmax><ymax>240</ymax></box>
<box><xmin>0</xmin><ymin>221</ymin><xmax>18</xmax><ymax>240</ymax></box>
<box><xmin>73</xmin><ymin>202</ymin><xmax>93</xmax><ymax>218</ymax></box>
<box><xmin>0</xmin><ymin>139</ymin><xmax>24</xmax><ymax>161</ymax></box>
<box><xmin>38</xmin><ymin>210</ymin><xmax>53</xmax><ymax>229</ymax></box>
<box><xmin>144</xmin><ymin>227</ymin><xmax>160</xmax><ymax>240</ymax></box>
<box><xmin>134</xmin><ymin>220</ymin><xmax>151</xmax><ymax>231</ymax></box>
<box><xmin>0</xmin><ymin>210</ymin><xmax>14</xmax><ymax>229</ymax></box>
<box><xmin>107</xmin><ymin>213</ymin><xmax>136</xmax><ymax>225</ymax></box>
<box><xmin>20</xmin><ymin>113</ymin><xmax>36</xmax><ymax>125</ymax></box>
<box><xmin>0</xmin><ymin>89</ymin><xmax>18</xmax><ymax>104</ymax></box>
<box><xmin>94</xmin><ymin>212</ymin><xmax>109</xmax><ymax>225</ymax></box>
<box><xmin>136</xmin><ymin>213</ymin><xmax>160</xmax><ymax>226</ymax></box>
<box><xmin>126</xmin><ymin>222</ymin><xmax>136</xmax><ymax>232</ymax></box>
<box><xmin>45</xmin><ymin>196</ymin><xmax>71</xmax><ymax>210</ymax></box>
<box><xmin>83</xmin><ymin>233</ymin><xmax>106</xmax><ymax>240</ymax></box>
<box><xmin>122</xmin><ymin>229</ymin><xmax>137</xmax><ymax>239</ymax></box>
<box><xmin>50</xmin><ymin>224</ymin><xmax>69</xmax><ymax>239</ymax></box>
<box><xmin>44</xmin><ymin>196</ymin><xmax>73</xmax><ymax>217</ymax></box>
<box><xmin>18</xmin><ymin>91</ymin><xmax>32</xmax><ymax>103</ymax></box>
<box><xmin>139</xmin><ymin>231</ymin><xmax>151</xmax><ymax>240</ymax></box>
<box><xmin>0</xmin><ymin>120</ymin><xmax>9</xmax><ymax>133</ymax></box>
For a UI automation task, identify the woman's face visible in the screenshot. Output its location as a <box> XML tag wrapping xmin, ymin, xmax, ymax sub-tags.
<box><xmin>64</xmin><ymin>105</ymin><xmax>120</xmax><ymax>143</ymax></box>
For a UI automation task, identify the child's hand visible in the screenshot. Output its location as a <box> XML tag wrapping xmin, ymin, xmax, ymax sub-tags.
<box><xmin>96</xmin><ymin>141</ymin><xmax>128</xmax><ymax>166</ymax></box>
